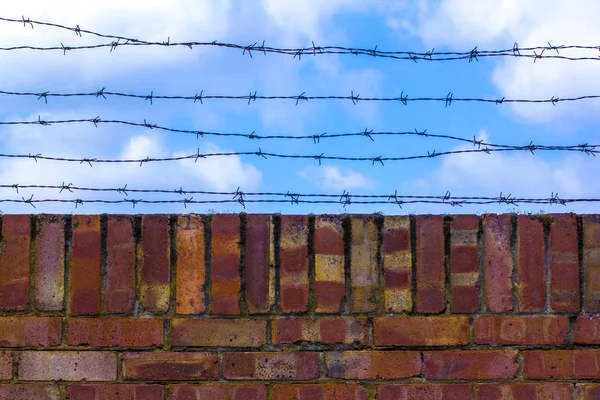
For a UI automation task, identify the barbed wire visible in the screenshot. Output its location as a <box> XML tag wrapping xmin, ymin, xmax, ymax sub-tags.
<box><xmin>0</xmin><ymin>89</ymin><xmax>596</xmax><ymax>107</ymax></box>
<box><xmin>2</xmin><ymin>116</ymin><xmax>599</xmax><ymax>152</ymax></box>
<box><xmin>1</xmin><ymin>16</ymin><xmax>599</xmax><ymax>62</ymax></box>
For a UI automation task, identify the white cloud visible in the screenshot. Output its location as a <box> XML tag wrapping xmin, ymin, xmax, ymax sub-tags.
<box><xmin>299</xmin><ymin>165</ymin><xmax>372</xmax><ymax>190</ymax></box>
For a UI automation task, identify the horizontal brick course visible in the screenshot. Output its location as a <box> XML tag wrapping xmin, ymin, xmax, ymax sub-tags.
<box><xmin>67</xmin><ymin>318</ymin><xmax>163</xmax><ymax>347</ymax></box>
<box><xmin>123</xmin><ymin>352</ymin><xmax>219</xmax><ymax>381</ymax></box>
<box><xmin>67</xmin><ymin>384</ymin><xmax>164</xmax><ymax>400</ymax></box>
<box><xmin>272</xmin><ymin>317</ymin><xmax>368</xmax><ymax>345</ymax></box>
<box><xmin>18</xmin><ymin>351</ymin><xmax>117</xmax><ymax>381</ymax></box>
<box><xmin>374</xmin><ymin>316</ymin><xmax>469</xmax><ymax>346</ymax></box>
<box><xmin>223</xmin><ymin>352</ymin><xmax>319</xmax><ymax>380</ymax></box>
<box><xmin>171</xmin><ymin>384</ymin><xmax>267</xmax><ymax>400</ymax></box>
<box><xmin>325</xmin><ymin>351</ymin><xmax>421</xmax><ymax>379</ymax></box>
<box><xmin>0</xmin><ymin>316</ymin><xmax>61</xmax><ymax>347</ymax></box>
<box><xmin>172</xmin><ymin>319</ymin><xmax>266</xmax><ymax>347</ymax></box>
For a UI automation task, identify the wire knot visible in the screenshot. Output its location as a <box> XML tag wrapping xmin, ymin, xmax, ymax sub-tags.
<box><xmin>22</xmin><ymin>194</ymin><xmax>36</xmax><ymax>208</ymax></box>
<box><xmin>60</xmin><ymin>182</ymin><xmax>73</xmax><ymax>193</ymax></box>
<box><xmin>194</xmin><ymin>90</ymin><xmax>204</xmax><ymax>104</ymax></box>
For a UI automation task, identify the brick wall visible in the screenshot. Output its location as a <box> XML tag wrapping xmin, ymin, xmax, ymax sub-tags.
<box><xmin>0</xmin><ymin>213</ymin><xmax>597</xmax><ymax>399</ymax></box>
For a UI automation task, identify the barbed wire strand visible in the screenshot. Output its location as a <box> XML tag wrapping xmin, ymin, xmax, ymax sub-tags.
<box><xmin>1</xmin><ymin>16</ymin><xmax>599</xmax><ymax>62</ymax></box>
<box><xmin>0</xmin><ymin>89</ymin><xmax>595</xmax><ymax>106</ymax></box>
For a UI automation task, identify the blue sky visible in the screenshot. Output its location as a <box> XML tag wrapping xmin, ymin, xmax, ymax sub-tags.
<box><xmin>0</xmin><ymin>0</ymin><xmax>599</xmax><ymax>215</ymax></box>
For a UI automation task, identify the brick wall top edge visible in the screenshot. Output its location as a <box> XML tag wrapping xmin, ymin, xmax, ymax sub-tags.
<box><xmin>0</xmin><ymin>212</ymin><xmax>585</xmax><ymax>217</ymax></box>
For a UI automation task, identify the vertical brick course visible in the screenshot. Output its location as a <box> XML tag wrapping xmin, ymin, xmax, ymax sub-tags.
<box><xmin>517</xmin><ymin>216</ymin><xmax>546</xmax><ymax>312</ymax></box>
<box><xmin>34</xmin><ymin>215</ymin><xmax>64</xmax><ymax>311</ymax></box>
<box><xmin>70</xmin><ymin>215</ymin><xmax>101</xmax><ymax>316</ymax></box>
<box><xmin>245</xmin><ymin>215</ymin><xmax>274</xmax><ymax>313</ymax></box>
<box><xmin>416</xmin><ymin>215</ymin><xmax>445</xmax><ymax>313</ymax></box>
<box><xmin>279</xmin><ymin>215</ymin><xmax>309</xmax><ymax>313</ymax></box>
<box><xmin>550</xmin><ymin>214</ymin><xmax>580</xmax><ymax>312</ymax></box>
<box><xmin>382</xmin><ymin>216</ymin><xmax>412</xmax><ymax>312</ymax></box>
<box><xmin>350</xmin><ymin>216</ymin><xmax>379</xmax><ymax>313</ymax></box>
<box><xmin>211</xmin><ymin>214</ymin><xmax>241</xmax><ymax>315</ymax></box>
<box><xmin>483</xmin><ymin>214</ymin><xmax>514</xmax><ymax>313</ymax></box>
<box><xmin>0</xmin><ymin>215</ymin><xmax>30</xmax><ymax>310</ymax></box>
<box><xmin>175</xmin><ymin>215</ymin><xmax>205</xmax><ymax>314</ymax></box>
<box><xmin>314</xmin><ymin>215</ymin><xmax>345</xmax><ymax>313</ymax></box>
<box><xmin>105</xmin><ymin>215</ymin><xmax>136</xmax><ymax>314</ymax></box>
<box><xmin>450</xmin><ymin>215</ymin><xmax>479</xmax><ymax>313</ymax></box>
<box><xmin>140</xmin><ymin>215</ymin><xmax>170</xmax><ymax>312</ymax></box>
<box><xmin>584</xmin><ymin>215</ymin><xmax>600</xmax><ymax>312</ymax></box>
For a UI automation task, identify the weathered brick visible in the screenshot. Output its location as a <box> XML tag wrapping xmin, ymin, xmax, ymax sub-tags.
<box><xmin>171</xmin><ymin>384</ymin><xmax>267</xmax><ymax>400</ymax></box>
<box><xmin>416</xmin><ymin>215</ymin><xmax>445</xmax><ymax>314</ymax></box>
<box><xmin>314</xmin><ymin>216</ymin><xmax>345</xmax><ymax>313</ymax></box>
<box><xmin>378</xmin><ymin>384</ymin><xmax>473</xmax><ymax>400</ymax></box>
<box><xmin>176</xmin><ymin>215</ymin><xmax>205</xmax><ymax>314</ymax></box>
<box><xmin>18</xmin><ymin>351</ymin><xmax>117</xmax><ymax>381</ymax></box>
<box><xmin>574</xmin><ymin>316</ymin><xmax>600</xmax><ymax>344</ymax></box>
<box><xmin>34</xmin><ymin>215</ymin><xmax>65</xmax><ymax>311</ymax></box>
<box><xmin>67</xmin><ymin>318</ymin><xmax>163</xmax><ymax>347</ymax></box>
<box><xmin>350</xmin><ymin>216</ymin><xmax>379</xmax><ymax>313</ymax></box>
<box><xmin>584</xmin><ymin>215</ymin><xmax>600</xmax><ymax>312</ymax></box>
<box><xmin>450</xmin><ymin>215</ymin><xmax>479</xmax><ymax>313</ymax></box>
<box><xmin>105</xmin><ymin>216</ymin><xmax>136</xmax><ymax>314</ymax></box>
<box><xmin>273</xmin><ymin>384</ymin><xmax>367</xmax><ymax>400</ymax></box>
<box><xmin>245</xmin><ymin>215</ymin><xmax>274</xmax><ymax>313</ymax></box>
<box><xmin>517</xmin><ymin>216</ymin><xmax>546</xmax><ymax>312</ymax></box>
<box><xmin>223</xmin><ymin>352</ymin><xmax>319</xmax><ymax>380</ymax></box>
<box><xmin>67</xmin><ymin>384</ymin><xmax>163</xmax><ymax>400</ymax></box>
<box><xmin>70</xmin><ymin>215</ymin><xmax>101</xmax><ymax>316</ymax></box>
<box><xmin>0</xmin><ymin>316</ymin><xmax>61</xmax><ymax>347</ymax></box>
<box><xmin>0</xmin><ymin>215</ymin><xmax>30</xmax><ymax>310</ymax></box>
<box><xmin>524</xmin><ymin>350</ymin><xmax>600</xmax><ymax>379</ymax></box>
<box><xmin>477</xmin><ymin>383</ymin><xmax>573</xmax><ymax>400</ymax></box>
<box><xmin>325</xmin><ymin>351</ymin><xmax>420</xmax><ymax>379</ymax></box>
<box><xmin>550</xmin><ymin>214</ymin><xmax>579</xmax><ymax>312</ymax></box>
<box><xmin>474</xmin><ymin>316</ymin><xmax>569</xmax><ymax>345</ymax></box>
<box><xmin>172</xmin><ymin>319</ymin><xmax>266</xmax><ymax>347</ymax></box>
<box><xmin>0</xmin><ymin>385</ymin><xmax>60</xmax><ymax>400</ymax></box>
<box><xmin>577</xmin><ymin>384</ymin><xmax>600</xmax><ymax>400</ymax></box>
<box><xmin>123</xmin><ymin>352</ymin><xmax>218</xmax><ymax>381</ymax></box>
<box><xmin>140</xmin><ymin>215</ymin><xmax>170</xmax><ymax>312</ymax></box>
<box><xmin>424</xmin><ymin>350</ymin><xmax>518</xmax><ymax>380</ymax></box>
<box><xmin>483</xmin><ymin>214</ymin><xmax>514</xmax><ymax>313</ymax></box>
<box><xmin>0</xmin><ymin>352</ymin><xmax>12</xmax><ymax>380</ymax></box>
<box><xmin>374</xmin><ymin>316</ymin><xmax>469</xmax><ymax>346</ymax></box>
<box><xmin>211</xmin><ymin>215</ymin><xmax>241</xmax><ymax>315</ymax></box>
<box><xmin>382</xmin><ymin>216</ymin><xmax>412</xmax><ymax>312</ymax></box>
<box><xmin>279</xmin><ymin>215</ymin><xmax>309</xmax><ymax>313</ymax></box>
<box><xmin>272</xmin><ymin>317</ymin><xmax>368</xmax><ymax>345</ymax></box>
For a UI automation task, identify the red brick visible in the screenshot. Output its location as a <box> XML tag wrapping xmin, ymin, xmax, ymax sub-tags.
<box><xmin>574</xmin><ymin>316</ymin><xmax>600</xmax><ymax>344</ymax></box>
<box><xmin>273</xmin><ymin>384</ymin><xmax>367</xmax><ymax>400</ymax></box>
<box><xmin>517</xmin><ymin>216</ymin><xmax>546</xmax><ymax>312</ymax></box>
<box><xmin>123</xmin><ymin>352</ymin><xmax>218</xmax><ymax>381</ymax></box>
<box><xmin>223</xmin><ymin>352</ymin><xmax>319</xmax><ymax>380</ymax></box>
<box><xmin>70</xmin><ymin>215</ymin><xmax>101</xmax><ymax>316</ymax></box>
<box><xmin>176</xmin><ymin>215</ymin><xmax>205</xmax><ymax>314</ymax></box>
<box><xmin>474</xmin><ymin>316</ymin><xmax>568</xmax><ymax>345</ymax></box>
<box><xmin>0</xmin><ymin>215</ymin><xmax>30</xmax><ymax>310</ymax></box>
<box><xmin>314</xmin><ymin>216</ymin><xmax>345</xmax><ymax>313</ymax></box>
<box><xmin>374</xmin><ymin>316</ymin><xmax>469</xmax><ymax>346</ymax></box>
<box><xmin>67</xmin><ymin>384</ymin><xmax>163</xmax><ymax>400</ymax></box>
<box><xmin>272</xmin><ymin>318</ymin><xmax>367</xmax><ymax>345</ymax></box>
<box><xmin>18</xmin><ymin>351</ymin><xmax>117</xmax><ymax>381</ymax></box>
<box><xmin>477</xmin><ymin>383</ymin><xmax>573</xmax><ymax>400</ymax></box>
<box><xmin>524</xmin><ymin>350</ymin><xmax>600</xmax><ymax>379</ymax></box>
<box><xmin>105</xmin><ymin>216</ymin><xmax>136</xmax><ymax>314</ymax></box>
<box><xmin>0</xmin><ymin>352</ymin><xmax>12</xmax><ymax>380</ymax></box>
<box><xmin>246</xmin><ymin>215</ymin><xmax>273</xmax><ymax>313</ymax></box>
<box><xmin>172</xmin><ymin>319</ymin><xmax>266</xmax><ymax>347</ymax></box>
<box><xmin>0</xmin><ymin>316</ymin><xmax>61</xmax><ymax>347</ymax></box>
<box><xmin>171</xmin><ymin>385</ymin><xmax>267</xmax><ymax>400</ymax></box>
<box><xmin>416</xmin><ymin>215</ymin><xmax>445</xmax><ymax>313</ymax></box>
<box><xmin>34</xmin><ymin>215</ymin><xmax>65</xmax><ymax>311</ymax></box>
<box><xmin>483</xmin><ymin>214</ymin><xmax>514</xmax><ymax>313</ymax></box>
<box><xmin>211</xmin><ymin>215</ymin><xmax>241</xmax><ymax>315</ymax></box>
<box><xmin>67</xmin><ymin>318</ymin><xmax>163</xmax><ymax>347</ymax></box>
<box><xmin>378</xmin><ymin>384</ymin><xmax>472</xmax><ymax>400</ymax></box>
<box><xmin>450</xmin><ymin>216</ymin><xmax>479</xmax><ymax>313</ymax></box>
<box><xmin>325</xmin><ymin>351</ymin><xmax>420</xmax><ymax>379</ymax></box>
<box><xmin>584</xmin><ymin>215</ymin><xmax>600</xmax><ymax>312</ymax></box>
<box><xmin>577</xmin><ymin>384</ymin><xmax>600</xmax><ymax>400</ymax></box>
<box><xmin>350</xmin><ymin>216</ymin><xmax>379</xmax><ymax>313</ymax></box>
<box><xmin>0</xmin><ymin>385</ymin><xmax>60</xmax><ymax>400</ymax></box>
<box><xmin>550</xmin><ymin>214</ymin><xmax>579</xmax><ymax>312</ymax></box>
<box><xmin>280</xmin><ymin>216</ymin><xmax>309</xmax><ymax>313</ymax></box>
<box><xmin>141</xmin><ymin>215</ymin><xmax>170</xmax><ymax>312</ymax></box>
<box><xmin>424</xmin><ymin>350</ymin><xmax>518</xmax><ymax>380</ymax></box>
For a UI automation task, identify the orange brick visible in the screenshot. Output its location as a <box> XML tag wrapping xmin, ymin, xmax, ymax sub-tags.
<box><xmin>0</xmin><ymin>215</ymin><xmax>30</xmax><ymax>310</ymax></box>
<box><xmin>211</xmin><ymin>215</ymin><xmax>241</xmax><ymax>315</ymax></box>
<box><xmin>0</xmin><ymin>385</ymin><xmax>60</xmax><ymax>400</ymax></box>
<box><xmin>105</xmin><ymin>216</ymin><xmax>136</xmax><ymax>314</ymax></box>
<box><xmin>349</xmin><ymin>216</ymin><xmax>379</xmax><ymax>313</ymax></box>
<box><xmin>176</xmin><ymin>215</ymin><xmax>205</xmax><ymax>314</ymax></box>
<box><xmin>550</xmin><ymin>214</ymin><xmax>579</xmax><ymax>312</ymax></box>
<box><xmin>517</xmin><ymin>216</ymin><xmax>546</xmax><ymax>312</ymax></box>
<box><xmin>314</xmin><ymin>216</ymin><xmax>345</xmax><ymax>313</ymax></box>
<box><xmin>483</xmin><ymin>215</ymin><xmax>514</xmax><ymax>313</ymax></box>
<box><xmin>172</xmin><ymin>319</ymin><xmax>266</xmax><ymax>347</ymax></box>
<box><xmin>474</xmin><ymin>316</ymin><xmax>569</xmax><ymax>345</ymax></box>
<box><xmin>67</xmin><ymin>384</ymin><xmax>163</xmax><ymax>400</ymax></box>
<box><xmin>245</xmin><ymin>215</ymin><xmax>274</xmax><ymax>313</ymax></box>
<box><xmin>123</xmin><ymin>352</ymin><xmax>218</xmax><ymax>381</ymax></box>
<box><xmin>223</xmin><ymin>352</ymin><xmax>319</xmax><ymax>380</ymax></box>
<box><xmin>273</xmin><ymin>384</ymin><xmax>367</xmax><ymax>400</ymax></box>
<box><xmin>171</xmin><ymin>384</ymin><xmax>267</xmax><ymax>400</ymax></box>
<box><xmin>524</xmin><ymin>350</ymin><xmax>600</xmax><ymax>379</ymax></box>
<box><xmin>382</xmin><ymin>216</ymin><xmax>412</xmax><ymax>313</ymax></box>
<box><xmin>424</xmin><ymin>350</ymin><xmax>518</xmax><ymax>380</ymax></box>
<box><xmin>577</xmin><ymin>384</ymin><xmax>600</xmax><ymax>400</ymax></box>
<box><xmin>70</xmin><ymin>215</ymin><xmax>101</xmax><ymax>316</ymax></box>
<box><xmin>378</xmin><ymin>384</ymin><xmax>473</xmax><ymax>400</ymax></box>
<box><xmin>67</xmin><ymin>318</ymin><xmax>163</xmax><ymax>347</ymax></box>
<box><xmin>18</xmin><ymin>351</ymin><xmax>117</xmax><ymax>381</ymax></box>
<box><xmin>34</xmin><ymin>215</ymin><xmax>65</xmax><ymax>311</ymax></box>
<box><xmin>140</xmin><ymin>215</ymin><xmax>170</xmax><ymax>312</ymax></box>
<box><xmin>279</xmin><ymin>215</ymin><xmax>309</xmax><ymax>313</ymax></box>
<box><xmin>272</xmin><ymin>317</ymin><xmax>368</xmax><ymax>345</ymax></box>
<box><xmin>325</xmin><ymin>351</ymin><xmax>420</xmax><ymax>379</ymax></box>
<box><xmin>0</xmin><ymin>316</ymin><xmax>61</xmax><ymax>347</ymax></box>
<box><xmin>477</xmin><ymin>383</ymin><xmax>573</xmax><ymax>400</ymax></box>
<box><xmin>374</xmin><ymin>316</ymin><xmax>469</xmax><ymax>346</ymax></box>
<box><xmin>416</xmin><ymin>215</ymin><xmax>445</xmax><ymax>313</ymax></box>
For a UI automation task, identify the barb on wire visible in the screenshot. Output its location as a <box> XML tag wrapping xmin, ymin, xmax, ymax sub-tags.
<box><xmin>3</xmin><ymin>88</ymin><xmax>600</xmax><ymax>106</ymax></box>
<box><xmin>1</xmin><ymin>17</ymin><xmax>598</xmax><ymax>62</ymax></box>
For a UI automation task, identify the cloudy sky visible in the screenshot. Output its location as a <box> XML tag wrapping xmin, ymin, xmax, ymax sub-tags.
<box><xmin>0</xmin><ymin>0</ymin><xmax>599</xmax><ymax>214</ymax></box>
